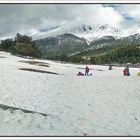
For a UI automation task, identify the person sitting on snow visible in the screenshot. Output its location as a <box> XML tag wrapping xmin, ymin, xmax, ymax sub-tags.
<box><xmin>77</xmin><ymin>71</ymin><xmax>84</xmax><ymax>76</ymax></box>
<box><xmin>85</xmin><ymin>66</ymin><xmax>89</xmax><ymax>76</ymax></box>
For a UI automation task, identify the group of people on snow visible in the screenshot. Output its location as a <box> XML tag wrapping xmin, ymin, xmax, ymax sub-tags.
<box><xmin>123</xmin><ymin>64</ymin><xmax>130</xmax><ymax>76</ymax></box>
<box><xmin>109</xmin><ymin>64</ymin><xmax>130</xmax><ymax>76</ymax></box>
<box><xmin>77</xmin><ymin>66</ymin><xmax>92</xmax><ymax>76</ymax></box>
<box><xmin>77</xmin><ymin>64</ymin><xmax>130</xmax><ymax>76</ymax></box>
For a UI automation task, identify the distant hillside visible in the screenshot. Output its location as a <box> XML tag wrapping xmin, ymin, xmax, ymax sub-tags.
<box><xmin>90</xmin><ymin>36</ymin><xmax>116</xmax><ymax>49</ymax></box>
<box><xmin>68</xmin><ymin>44</ymin><xmax>140</xmax><ymax>65</ymax></box>
<box><xmin>35</xmin><ymin>33</ymin><xmax>88</xmax><ymax>59</ymax></box>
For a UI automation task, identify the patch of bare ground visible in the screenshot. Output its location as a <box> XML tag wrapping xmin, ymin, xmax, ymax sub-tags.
<box><xmin>19</xmin><ymin>60</ymin><xmax>49</xmax><ymax>67</ymax></box>
<box><xmin>0</xmin><ymin>103</ymin><xmax>48</xmax><ymax>116</ymax></box>
<box><xmin>0</xmin><ymin>56</ymin><xmax>6</xmax><ymax>58</ymax></box>
<box><xmin>19</xmin><ymin>68</ymin><xmax>59</xmax><ymax>75</ymax></box>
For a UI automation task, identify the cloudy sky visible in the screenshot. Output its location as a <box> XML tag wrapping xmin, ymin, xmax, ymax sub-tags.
<box><xmin>0</xmin><ymin>4</ymin><xmax>140</xmax><ymax>39</ymax></box>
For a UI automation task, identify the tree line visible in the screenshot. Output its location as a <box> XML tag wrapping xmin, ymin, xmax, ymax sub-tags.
<box><xmin>1</xmin><ymin>33</ymin><xmax>140</xmax><ymax>65</ymax></box>
<box><xmin>55</xmin><ymin>44</ymin><xmax>140</xmax><ymax>64</ymax></box>
<box><xmin>0</xmin><ymin>33</ymin><xmax>41</xmax><ymax>58</ymax></box>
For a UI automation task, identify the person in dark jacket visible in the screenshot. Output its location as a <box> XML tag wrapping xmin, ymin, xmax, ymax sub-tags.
<box><xmin>85</xmin><ymin>66</ymin><xmax>89</xmax><ymax>76</ymax></box>
<box><xmin>126</xmin><ymin>64</ymin><xmax>130</xmax><ymax>76</ymax></box>
<box><xmin>109</xmin><ymin>64</ymin><xmax>112</xmax><ymax>70</ymax></box>
<box><xmin>123</xmin><ymin>64</ymin><xmax>130</xmax><ymax>76</ymax></box>
<box><xmin>77</xmin><ymin>71</ymin><xmax>84</xmax><ymax>76</ymax></box>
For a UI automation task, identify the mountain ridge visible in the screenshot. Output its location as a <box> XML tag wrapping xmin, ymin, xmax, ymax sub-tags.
<box><xmin>33</xmin><ymin>24</ymin><xmax>124</xmax><ymax>43</ymax></box>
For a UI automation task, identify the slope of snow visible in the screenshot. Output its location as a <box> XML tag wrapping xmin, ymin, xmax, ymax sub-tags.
<box><xmin>0</xmin><ymin>51</ymin><xmax>140</xmax><ymax>136</ymax></box>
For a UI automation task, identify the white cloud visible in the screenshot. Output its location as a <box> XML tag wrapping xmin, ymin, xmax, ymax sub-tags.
<box><xmin>118</xmin><ymin>5</ymin><xmax>140</xmax><ymax>19</ymax></box>
<box><xmin>113</xmin><ymin>4</ymin><xmax>140</xmax><ymax>36</ymax></box>
<box><xmin>0</xmin><ymin>4</ymin><xmax>140</xmax><ymax>39</ymax></box>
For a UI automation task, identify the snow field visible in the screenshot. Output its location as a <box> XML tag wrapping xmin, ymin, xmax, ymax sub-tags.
<box><xmin>0</xmin><ymin>51</ymin><xmax>140</xmax><ymax>136</ymax></box>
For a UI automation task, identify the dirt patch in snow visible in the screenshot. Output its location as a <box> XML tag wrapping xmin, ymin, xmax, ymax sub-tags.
<box><xmin>0</xmin><ymin>56</ymin><xmax>6</xmax><ymax>58</ymax></box>
<box><xmin>19</xmin><ymin>68</ymin><xmax>59</xmax><ymax>75</ymax></box>
<box><xmin>0</xmin><ymin>103</ymin><xmax>48</xmax><ymax>117</ymax></box>
<box><xmin>19</xmin><ymin>60</ymin><xmax>49</xmax><ymax>67</ymax></box>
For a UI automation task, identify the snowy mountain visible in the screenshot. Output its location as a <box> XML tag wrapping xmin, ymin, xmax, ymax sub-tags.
<box><xmin>94</xmin><ymin>24</ymin><xmax>123</xmax><ymax>39</ymax></box>
<box><xmin>33</xmin><ymin>24</ymin><xmax>124</xmax><ymax>44</ymax></box>
<box><xmin>90</xmin><ymin>33</ymin><xmax>140</xmax><ymax>49</ymax></box>
<box><xmin>32</xmin><ymin>23</ymin><xmax>140</xmax><ymax>58</ymax></box>
<box><xmin>34</xmin><ymin>24</ymin><xmax>140</xmax><ymax>57</ymax></box>
<box><xmin>78</xmin><ymin>24</ymin><xmax>123</xmax><ymax>43</ymax></box>
<box><xmin>119</xmin><ymin>33</ymin><xmax>140</xmax><ymax>43</ymax></box>
<box><xmin>32</xmin><ymin>24</ymin><xmax>95</xmax><ymax>42</ymax></box>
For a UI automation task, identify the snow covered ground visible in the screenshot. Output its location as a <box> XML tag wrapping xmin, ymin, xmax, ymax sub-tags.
<box><xmin>0</xmin><ymin>51</ymin><xmax>140</xmax><ymax>136</ymax></box>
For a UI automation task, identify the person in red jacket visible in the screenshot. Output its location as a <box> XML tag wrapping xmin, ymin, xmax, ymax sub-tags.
<box><xmin>123</xmin><ymin>64</ymin><xmax>130</xmax><ymax>76</ymax></box>
<box><xmin>123</xmin><ymin>68</ymin><xmax>126</xmax><ymax>76</ymax></box>
<box><xmin>85</xmin><ymin>66</ymin><xmax>89</xmax><ymax>76</ymax></box>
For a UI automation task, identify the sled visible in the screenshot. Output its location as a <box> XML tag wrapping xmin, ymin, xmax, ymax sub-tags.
<box><xmin>124</xmin><ymin>73</ymin><xmax>130</xmax><ymax>76</ymax></box>
<box><xmin>124</xmin><ymin>74</ymin><xmax>130</xmax><ymax>76</ymax></box>
<box><xmin>76</xmin><ymin>73</ymin><xmax>92</xmax><ymax>76</ymax></box>
<box><xmin>137</xmin><ymin>72</ymin><xmax>140</xmax><ymax>76</ymax></box>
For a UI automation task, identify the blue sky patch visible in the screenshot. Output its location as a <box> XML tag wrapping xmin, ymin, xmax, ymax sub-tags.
<box><xmin>123</xmin><ymin>15</ymin><xmax>133</xmax><ymax>21</ymax></box>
